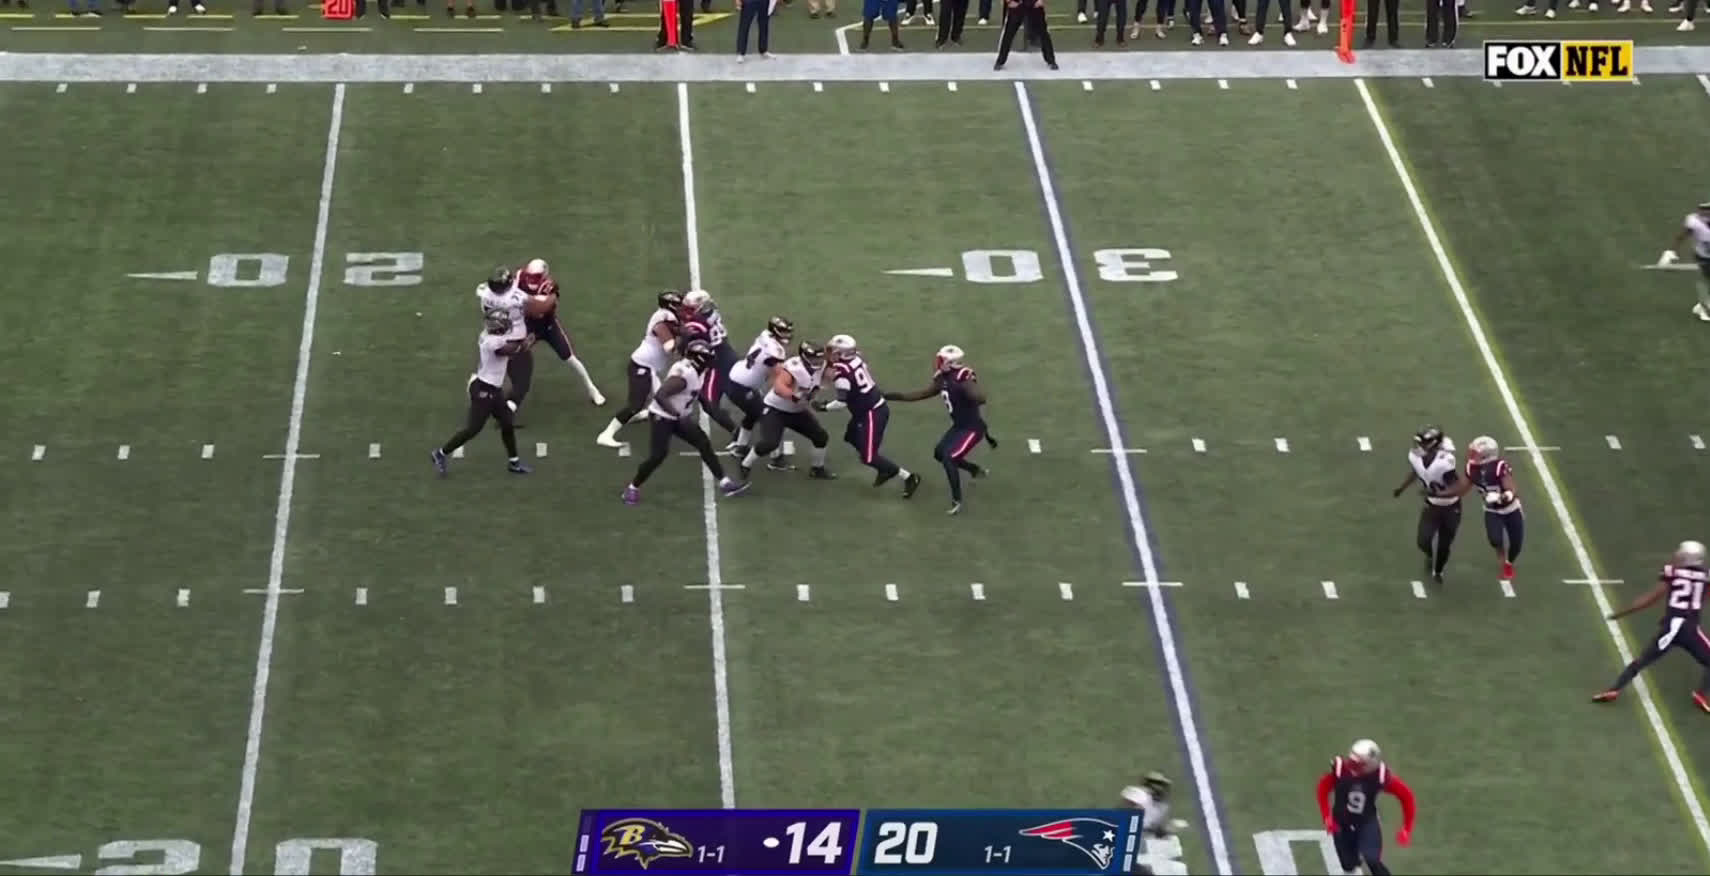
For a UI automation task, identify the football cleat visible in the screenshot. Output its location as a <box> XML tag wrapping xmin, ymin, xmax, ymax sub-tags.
<box><xmin>809</xmin><ymin>466</ymin><xmax>838</xmax><ymax>480</ymax></box>
<box><xmin>902</xmin><ymin>472</ymin><xmax>922</xmax><ymax>498</ymax></box>
<box><xmin>508</xmin><ymin>459</ymin><xmax>532</xmax><ymax>475</ymax></box>
<box><xmin>683</xmin><ymin>288</ymin><xmax>715</xmax><ymax>316</ymax></box>
<box><xmin>518</xmin><ymin>258</ymin><xmax>549</xmax><ymax>293</ymax></box>
<box><xmin>1592</xmin><ymin>689</ymin><xmax>1620</xmax><ymax>703</ymax></box>
<box><xmin>873</xmin><ymin>469</ymin><xmax>898</xmax><ymax>488</ymax></box>
<box><xmin>1501</xmin><ymin>560</ymin><xmax>1515</xmax><ymax>580</ymax></box>
<box><xmin>767</xmin><ymin>315</ymin><xmax>795</xmax><ymax>342</ymax></box>
<box><xmin>431</xmin><ymin>448</ymin><xmax>449</xmax><ymax>476</ymax></box>
<box><xmin>1694</xmin><ymin>691</ymin><xmax>1710</xmax><ymax>713</ymax></box>
<box><xmin>935</xmin><ymin>344</ymin><xmax>965</xmax><ymax>372</ymax></box>
<box><xmin>767</xmin><ymin>457</ymin><xmax>797</xmax><ymax>472</ymax></box>
<box><xmin>947</xmin><ymin>501</ymin><xmax>963</xmax><ymax>515</ymax></box>
<box><xmin>720</xmin><ymin>478</ymin><xmax>751</xmax><ymax>497</ymax></box>
<box><xmin>622</xmin><ymin>485</ymin><xmax>640</xmax><ymax>505</ymax></box>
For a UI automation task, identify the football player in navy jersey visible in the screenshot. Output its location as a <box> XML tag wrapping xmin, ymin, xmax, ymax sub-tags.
<box><xmin>1314</xmin><ymin>739</ymin><xmax>1415</xmax><ymax>876</ymax></box>
<box><xmin>884</xmin><ymin>344</ymin><xmax>998</xmax><ymax>515</ymax></box>
<box><xmin>814</xmin><ymin>334</ymin><xmax>922</xmax><ymax>497</ymax></box>
<box><xmin>515</xmin><ymin>258</ymin><xmax>606</xmax><ymax>407</ymax></box>
<box><xmin>1465</xmin><ymin>435</ymin><xmax>1524</xmax><ymax>581</ymax></box>
<box><xmin>678</xmin><ymin>295</ymin><xmax>739</xmax><ymax>439</ymax></box>
<box><xmin>1595</xmin><ymin>540</ymin><xmax>1710</xmax><ymax>712</ymax></box>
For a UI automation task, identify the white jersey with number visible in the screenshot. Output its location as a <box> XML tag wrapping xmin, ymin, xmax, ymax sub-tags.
<box><xmin>474</xmin><ymin>332</ymin><xmax>511</xmax><ymax>387</ymax></box>
<box><xmin>1409</xmin><ymin>439</ymin><xmax>1460</xmax><ymax>507</ymax></box>
<box><xmin>476</xmin><ymin>283</ymin><xmax>527</xmax><ymax>342</ymax></box>
<box><xmin>730</xmin><ymin>332</ymin><xmax>788</xmax><ymax>391</ymax></box>
<box><xmin>647</xmin><ymin>360</ymin><xmax>703</xmax><ymax>420</ymax></box>
<box><xmin>630</xmin><ymin>308</ymin><xmax>680</xmax><ymax>374</ymax></box>
<box><xmin>1686</xmin><ymin>213</ymin><xmax>1710</xmax><ymax>260</ymax></box>
<box><xmin>762</xmin><ymin>356</ymin><xmax>821</xmax><ymax>413</ymax></box>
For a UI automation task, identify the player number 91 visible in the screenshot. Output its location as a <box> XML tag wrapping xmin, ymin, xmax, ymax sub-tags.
<box><xmin>871</xmin><ymin>821</ymin><xmax>939</xmax><ymax>865</ymax></box>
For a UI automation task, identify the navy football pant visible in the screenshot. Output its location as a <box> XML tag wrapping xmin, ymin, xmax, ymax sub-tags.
<box><xmin>845</xmin><ymin>406</ymin><xmax>900</xmax><ymax>478</ymax></box>
<box><xmin>442</xmin><ymin>378</ymin><xmax>519</xmax><ymax>459</ymax></box>
<box><xmin>1483</xmin><ymin>509</ymin><xmax>1524</xmax><ymax>562</ymax></box>
<box><xmin>524</xmin><ymin>315</ymin><xmax>577</xmax><ymax>362</ymax></box>
<box><xmin>505</xmin><ymin>348</ymin><xmax>535</xmax><ymax>409</ymax></box>
<box><xmin>1333</xmin><ymin>819</ymin><xmax>1388</xmax><ymax>876</ymax></box>
<box><xmin>1608</xmin><ymin>619</ymin><xmax>1710</xmax><ymax>694</ymax></box>
<box><xmin>632</xmin><ymin>416</ymin><xmax>724</xmax><ymax>487</ymax></box>
<box><xmin>753</xmin><ymin>408</ymin><xmax>829</xmax><ymax>458</ymax></box>
<box><xmin>696</xmin><ymin>363</ymin><xmax>739</xmax><ymax>436</ymax></box>
<box><xmin>933</xmin><ymin>425</ymin><xmax>985</xmax><ymax>502</ymax></box>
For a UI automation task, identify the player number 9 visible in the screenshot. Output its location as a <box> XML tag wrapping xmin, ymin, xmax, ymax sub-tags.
<box><xmin>1345</xmin><ymin>790</ymin><xmax>1367</xmax><ymax>815</ymax></box>
<box><xmin>872</xmin><ymin>821</ymin><xmax>939</xmax><ymax>865</ymax></box>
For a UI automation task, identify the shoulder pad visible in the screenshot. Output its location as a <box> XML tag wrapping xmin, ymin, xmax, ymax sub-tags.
<box><xmin>953</xmin><ymin>367</ymin><xmax>976</xmax><ymax>381</ymax></box>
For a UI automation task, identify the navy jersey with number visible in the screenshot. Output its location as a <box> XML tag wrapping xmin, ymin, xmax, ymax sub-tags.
<box><xmin>832</xmin><ymin>355</ymin><xmax>885</xmax><ymax>415</ymax></box>
<box><xmin>1330</xmin><ymin>757</ymin><xmax>1388</xmax><ymax>826</ymax></box>
<box><xmin>932</xmin><ymin>366</ymin><xmax>985</xmax><ymax>429</ymax></box>
<box><xmin>1661</xmin><ymin>564</ymin><xmax>1709</xmax><ymax>627</ymax></box>
<box><xmin>1467</xmin><ymin>457</ymin><xmax>1521</xmax><ymax>514</ymax></box>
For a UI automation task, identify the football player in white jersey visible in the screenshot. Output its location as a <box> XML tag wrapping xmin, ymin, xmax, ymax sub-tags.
<box><xmin>1390</xmin><ymin>425</ymin><xmax>1465</xmax><ymax>584</ymax></box>
<box><xmin>727</xmin><ymin>316</ymin><xmax>794</xmax><ymax>459</ymax></box>
<box><xmin>621</xmin><ymin>340</ymin><xmax>751</xmax><ymax>504</ymax></box>
<box><xmin>596</xmin><ymin>291</ymin><xmax>687</xmax><ymax>449</ymax></box>
<box><xmin>475</xmin><ymin>265</ymin><xmax>532</xmax><ymax>412</ymax></box>
<box><xmin>431</xmin><ymin>309</ymin><xmax>532</xmax><ymax>476</ymax></box>
<box><xmin>737</xmin><ymin>341</ymin><xmax>837</xmax><ymax>481</ymax></box>
<box><xmin>1661</xmin><ymin>201</ymin><xmax>1710</xmax><ymax>321</ymax></box>
<box><xmin>512</xmin><ymin>258</ymin><xmax>607</xmax><ymax>407</ymax></box>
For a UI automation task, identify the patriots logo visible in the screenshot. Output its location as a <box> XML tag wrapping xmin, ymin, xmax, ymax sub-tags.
<box><xmin>600</xmin><ymin>817</ymin><xmax>695</xmax><ymax>870</ymax></box>
<box><xmin>1018</xmin><ymin>817</ymin><xmax>1120</xmax><ymax>870</ymax></box>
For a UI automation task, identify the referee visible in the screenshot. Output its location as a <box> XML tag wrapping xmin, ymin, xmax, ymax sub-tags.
<box><xmin>995</xmin><ymin>0</ymin><xmax>1056</xmax><ymax>69</ymax></box>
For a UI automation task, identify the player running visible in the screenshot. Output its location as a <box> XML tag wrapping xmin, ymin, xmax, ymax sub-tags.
<box><xmin>883</xmin><ymin>344</ymin><xmax>997</xmax><ymax>516</ymax></box>
<box><xmin>514</xmin><ymin>258</ymin><xmax>606</xmax><ymax>407</ymax></box>
<box><xmin>814</xmin><ymin>334</ymin><xmax>922</xmax><ymax>497</ymax></box>
<box><xmin>1594</xmin><ymin>540</ymin><xmax>1710</xmax><ymax>712</ymax></box>
<box><xmin>737</xmin><ymin>342</ymin><xmax>838</xmax><ymax>481</ymax></box>
<box><xmin>621</xmin><ymin>340</ymin><xmax>751</xmax><ymax>505</ymax></box>
<box><xmin>1391</xmin><ymin>426</ymin><xmax>1463</xmax><ymax>585</ymax></box>
<box><xmin>431</xmin><ymin>309</ymin><xmax>532</xmax><ymax>477</ymax></box>
<box><xmin>1465</xmin><ymin>435</ymin><xmax>1524</xmax><ymax>581</ymax></box>
<box><xmin>595</xmin><ymin>291</ymin><xmax>686</xmax><ymax>449</ymax></box>
<box><xmin>1315</xmin><ymin>739</ymin><xmax>1416</xmax><ymax>876</ymax></box>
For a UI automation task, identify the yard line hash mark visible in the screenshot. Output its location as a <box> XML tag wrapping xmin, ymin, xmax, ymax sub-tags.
<box><xmin>609</xmin><ymin>82</ymin><xmax>620</xmax><ymax>92</ymax></box>
<box><xmin>444</xmin><ymin>586</ymin><xmax>458</xmax><ymax>605</ymax></box>
<box><xmin>678</xmin><ymin>81</ymin><xmax>737</xmax><ymax>812</ymax></box>
<box><xmin>202</xmin><ymin>443</ymin><xmax>216</xmax><ymax>459</ymax></box>
<box><xmin>55</xmin><ymin>82</ymin><xmax>66</xmax><ymax>92</ymax></box>
<box><xmin>1500</xmin><ymin>580</ymin><xmax>1516</xmax><ymax>598</ymax></box>
<box><xmin>797</xmin><ymin>584</ymin><xmax>811</xmax><ymax>602</ymax></box>
<box><xmin>1082</xmin><ymin>79</ymin><xmax>1093</xmax><ymax>91</ymax></box>
<box><xmin>970</xmin><ymin>582</ymin><xmax>986</xmax><ymax>600</ymax></box>
<box><xmin>1059</xmin><ymin>582</ymin><xmax>1074</xmax><ymax>600</ymax></box>
<box><xmin>885</xmin><ymin>583</ymin><xmax>899</xmax><ymax>601</ymax></box>
<box><xmin>1192</xmin><ymin>438</ymin><xmax>1206</xmax><ymax>453</ymax></box>
<box><xmin>126</xmin><ymin>82</ymin><xmax>136</xmax><ymax>93</ymax></box>
<box><xmin>1693</xmin><ymin>434</ymin><xmax>1705</xmax><ymax>450</ymax></box>
<box><xmin>86</xmin><ymin>590</ymin><xmax>100</xmax><ymax>609</ymax></box>
<box><xmin>31</xmin><ymin>445</ymin><xmax>44</xmax><ymax>461</ymax></box>
<box><xmin>745</xmin><ymin>81</ymin><xmax>755</xmax><ymax>92</ymax></box>
<box><xmin>177</xmin><ymin>588</ymin><xmax>191</xmax><ymax>608</ymax></box>
<box><xmin>1028</xmin><ymin>438</ymin><xmax>1041</xmax><ymax>453</ymax></box>
<box><xmin>1217</xmin><ymin>78</ymin><xmax>1228</xmax><ymax>89</ymax></box>
<box><xmin>471</xmin><ymin>83</ymin><xmax>482</xmax><ymax>93</ymax></box>
<box><xmin>1321</xmin><ymin>580</ymin><xmax>1338</xmax><ymax>599</ymax></box>
<box><xmin>1357</xmin><ymin>75</ymin><xmax>1710</xmax><ymax>856</ymax></box>
<box><xmin>117</xmin><ymin>444</ymin><xmax>130</xmax><ymax>460</ymax></box>
<box><xmin>947</xmin><ymin>81</ymin><xmax>957</xmax><ymax>91</ymax></box>
<box><xmin>535</xmin><ymin>441</ymin><xmax>548</xmax><ymax>458</ymax></box>
<box><xmin>1411</xmin><ymin>580</ymin><xmax>1427</xmax><ymax>599</ymax></box>
<box><xmin>0</xmin><ymin>592</ymin><xmax>7</xmax><ymax>610</ymax></box>
<box><xmin>1274</xmin><ymin>437</ymin><xmax>1289</xmax><ymax>453</ymax></box>
<box><xmin>533</xmin><ymin>586</ymin><xmax>546</xmax><ymax>604</ymax></box>
<box><xmin>1358</xmin><ymin>436</ymin><xmax>1372</xmax><ymax>452</ymax></box>
<box><xmin>1422</xmin><ymin>76</ymin><xmax>1434</xmax><ymax>87</ymax></box>
<box><xmin>1606</xmin><ymin>434</ymin><xmax>1622</xmax><ymax>450</ymax></box>
<box><xmin>266</xmin><ymin>83</ymin><xmax>277</xmax><ymax>93</ymax></box>
<box><xmin>621</xmin><ymin>584</ymin><xmax>635</xmax><ymax>603</ymax></box>
<box><xmin>1015</xmin><ymin>80</ymin><xmax>1233</xmax><ymax>876</ymax></box>
<box><xmin>230</xmin><ymin>81</ymin><xmax>345</xmax><ymax>876</ymax></box>
<box><xmin>879</xmin><ymin>81</ymin><xmax>890</xmax><ymax>91</ymax></box>
<box><xmin>403</xmin><ymin>82</ymin><xmax>414</xmax><ymax>93</ymax></box>
<box><xmin>812</xmin><ymin>81</ymin><xmax>823</xmax><ymax>91</ymax></box>
<box><xmin>368</xmin><ymin>442</ymin><xmax>381</xmax><ymax>459</ymax></box>
<box><xmin>1233</xmin><ymin>581</ymin><xmax>1249</xmax><ymax>599</ymax></box>
<box><xmin>355</xmin><ymin>587</ymin><xmax>367</xmax><ymax>606</ymax></box>
<box><xmin>541</xmin><ymin>82</ymin><xmax>551</xmax><ymax>92</ymax></box>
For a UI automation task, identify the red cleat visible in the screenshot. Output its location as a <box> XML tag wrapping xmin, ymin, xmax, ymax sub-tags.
<box><xmin>1592</xmin><ymin>690</ymin><xmax>1620</xmax><ymax>703</ymax></box>
<box><xmin>1501</xmin><ymin>561</ymin><xmax>1515</xmax><ymax>580</ymax></box>
<box><xmin>1694</xmin><ymin>692</ymin><xmax>1710</xmax><ymax>713</ymax></box>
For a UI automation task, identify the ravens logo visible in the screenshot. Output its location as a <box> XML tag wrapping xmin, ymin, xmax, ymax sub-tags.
<box><xmin>600</xmin><ymin>818</ymin><xmax>695</xmax><ymax>870</ymax></box>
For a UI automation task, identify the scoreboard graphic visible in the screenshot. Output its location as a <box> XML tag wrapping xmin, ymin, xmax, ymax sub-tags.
<box><xmin>573</xmin><ymin>809</ymin><xmax>1148</xmax><ymax>875</ymax></box>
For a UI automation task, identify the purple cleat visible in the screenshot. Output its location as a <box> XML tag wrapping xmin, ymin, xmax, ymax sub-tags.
<box><xmin>622</xmin><ymin>485</ymin><xmax>640</xmax><ymax>505</ymax></box>
<box><xmin>720</xmin><ymin>479</ymin><xmax>751</xmax><ymax>497</ymax></box>
<box><xmin>431</xmin><ymin>448</ymin><xmax>448</xmax><ymax>476</ymax></box>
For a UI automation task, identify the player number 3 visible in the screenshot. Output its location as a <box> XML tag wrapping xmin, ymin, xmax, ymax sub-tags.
<box><xmin>872</xmin><ymin>821</ymin><xmax>939</xmax><ymax>865</ymax></box>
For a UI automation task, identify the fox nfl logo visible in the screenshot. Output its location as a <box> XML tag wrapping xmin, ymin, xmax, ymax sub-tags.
<box><xmin>1484</xmin><ymin>40</ymin><xmax>1635</xmax><ymax>82</ymax></box>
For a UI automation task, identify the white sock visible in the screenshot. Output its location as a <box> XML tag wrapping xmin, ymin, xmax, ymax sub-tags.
<box><xmin>718</xmin><ymin>476</ymin><xmax>733</xmax><ymax>488</ymax></box>
<box><xmin>506</xmin><ymin>400</ymin><xmax>519</xmax><ymax>413</ymax></box>
<box><xmin>599</xmin><ymin>418</ymin><xmax>622</xmax><ymax>438</ymax></box>
<box><xmin>897</xmin><ymin>467</ymin><xmax>911</xmax><ymax>479</ymax></box>
<box><xmin>743</xmin><ymin>449</ymin><xmax>761</xmax><ymax>467</ymax></box>
<box><xmin>736</xmin><ymin>427</ymin><xmax>752</xmax><ymax>446</ymax></box>
<box><xmin>567</xmin><ymin>356</ymin><xmax>600</xmax><ymax>394</ymax></box>
<box><xmin>811</xmin><ymin>445</ymin><xmax>828</xmax><ymax>468</ymax></box>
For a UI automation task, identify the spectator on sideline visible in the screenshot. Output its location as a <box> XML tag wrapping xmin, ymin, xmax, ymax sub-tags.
<box><xmin>736</xmin><ymin>0</ymin><xmax>773</xmax><ymax>59</ymax></box>
<box><xmin>859</xmin><ymin>0</ymin><xmax>904</xmax><ymax>50</ymax></box>
<box><xmin>807</xmin><ymin>0</ymin><xmax>835</xmax><ymax>17</ymax></box>
<box><xmin>995</xmin><ymin>0</ymin><xmax>1055</xmax><ymax>69</ymax></box>
<box><xmin>1092</xmin><ymin>0</ymin><xmax>1126</xmax><ymax>46</ymax></box>
<box><xmin>68</xmin><ymin>0</ymin><xmax>100</xmax><ymax>14</ymax></box>
<box><xmin>1363</xmin><ymin>0</ymin><xmax>1398</xmax><ymax>46</ymax></box>
<box><xmin>569</xmin><ymin>0</ymin><xmax>607</xmax><ymax>27</ymax></box>
<box><xmin>934</xmin><ymin>0</ymin><xmax>966</xmax><ymax>43</ymax></box>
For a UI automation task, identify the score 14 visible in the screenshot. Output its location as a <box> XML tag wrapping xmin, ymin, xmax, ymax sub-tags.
<box><xmin>784</xmin><ymin>820</ymin><xmax>847</xmax><ymax>865</ymax></box>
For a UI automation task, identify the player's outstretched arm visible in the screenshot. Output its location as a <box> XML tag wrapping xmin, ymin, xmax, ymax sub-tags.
<box><xmin>1608</xmin><ymin>580</ymin><xmax>1667</xmax><ymax>621</ymax></box>
<box><xmin>884</xmin><ymin>384</ymin><xmax>938</xmax><ymax>403</ymax></box>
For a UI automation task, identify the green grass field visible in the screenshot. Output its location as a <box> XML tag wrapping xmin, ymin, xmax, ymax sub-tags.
<box><xmin>7</xmin><ymin>29</ymin><xmax>1710</xmax><ymax>876</ymax></box>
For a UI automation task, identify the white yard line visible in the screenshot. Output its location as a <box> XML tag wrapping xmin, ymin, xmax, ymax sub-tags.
<box><xmin>1012</xmin><ymin>81</ymin><xmax>1233</xmax><ymax>876</ymax></box>
<box><xmin>677</xmin><ymin>81</ymin><xmax>737</xmax><ymax>811</ymax></box>
<box><xmin>1355</xmin><ymin>76</ymin><xmax>1710</xmax><ymax>854</ymax></box>
<box><xmin>228</xmin><ymin>82</ymin><xmax>346</xmax><ymax>876</ymax></box>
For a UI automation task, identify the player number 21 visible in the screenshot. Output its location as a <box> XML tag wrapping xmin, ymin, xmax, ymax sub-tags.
<box><xmin>783</xmin><ymin>821</ymin><xmax>844</xmax><ymax>865</ymax></box>
<box><xmin>1669</xmin><ymin>577</ymin><xmax>1705</xmax><ymax>611</ymax></box>
<box><xmin>872</xmin><ymin>821</ymin><xmax>939</xmax><ymax>865</ymax></box>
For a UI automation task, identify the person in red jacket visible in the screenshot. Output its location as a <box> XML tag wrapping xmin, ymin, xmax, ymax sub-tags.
<box><xmin>1315</xmin><ymin>739</ymin><xmax>1416</xmax><ymax>876</ymax></box>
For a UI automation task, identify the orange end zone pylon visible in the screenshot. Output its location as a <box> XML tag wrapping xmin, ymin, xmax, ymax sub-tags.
<box><xmin>1336</xmin><ymin>0</ymin><xmax>1355</xmax><ymax>62</ymax></box>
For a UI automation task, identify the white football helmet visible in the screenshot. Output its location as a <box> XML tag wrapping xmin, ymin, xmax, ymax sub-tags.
<box><xmin>827</xmin><ymin>334</ymin><xmax>858</xmax><ymax>360</ymax></box>
<box><xmin>1678</xmin><ymin>541</ymin><xmax>1707</xmax><ymax>566</ymax></box>
<box><xmin>519</xmin><ymin>258</ymin><xmax>550</xmax><ymax>293</ymax></box>
<box><xmin>683</xmin><ymin>288</ymin><xmax>715</xmax><ymax>315</ymax></box>
<box><xmin>1349</xmin><ymin>739</ymin><xmax>1382</xmax><ymax>768</ymax></box>
<box><xmin>1468</xmin><ymin>435</ymin><xmax>1499</xmax><ymax>463</ymax></box>
<box><xmin>935</xmin><ymin>344</ymin><xmax>965</xmax><ymax>372</ymax></box>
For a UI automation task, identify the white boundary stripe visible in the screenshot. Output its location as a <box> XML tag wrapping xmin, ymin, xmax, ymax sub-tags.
<box><xmin>1014</xmin><ymin>81</ymin><xmax>1232</xmax><ymax>876</ymax></box>
<box><xmin>229</xmin><ymin>82</ymin><xmax>345</xmax><ymax>876</ymax></box>
<box><xmin>1356</xmin><ymin>76</ymin><xmax>1710</xmax><ymax>852</ymax></box>
<box><xmin>678</xmin><ymin>81</ymin><xmax>737</xmax><ymax>812</ymax></box>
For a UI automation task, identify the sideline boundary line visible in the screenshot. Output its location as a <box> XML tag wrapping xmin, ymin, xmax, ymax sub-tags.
<box><xmin>9</xmin><ymin>47</ymin><xmax>1710</xmax><ymax>82</ymax></box>
<box><xmin>1354</xmin><ymin>75</ymin><xmax>1710</xmax><ymax>863</ymax></box>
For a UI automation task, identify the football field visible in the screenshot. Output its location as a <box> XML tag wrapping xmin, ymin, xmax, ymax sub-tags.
<box><xmin>9</xmin><ymin>44</ymin><xmax>1710</xmax><ymax>876</ymax></box>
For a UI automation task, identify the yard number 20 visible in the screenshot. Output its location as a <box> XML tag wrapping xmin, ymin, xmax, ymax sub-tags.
<box><xmin>959</xmin><ymin>248</ymin><xmax>1177</xmax><ymax>284</ymax></box>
